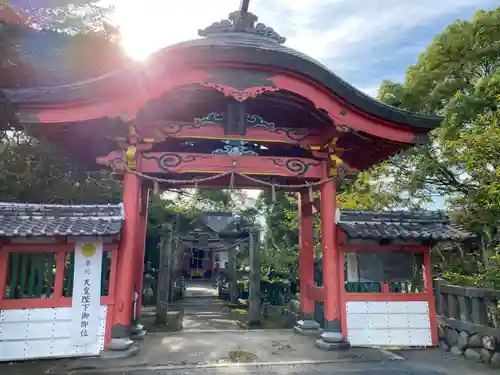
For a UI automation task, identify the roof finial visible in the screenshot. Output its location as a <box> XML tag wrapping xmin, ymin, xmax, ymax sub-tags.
<box><xmin>198</xmin><ymin>0</ymin><xmax>286</xmax><ymax>44</ymax></box>
<box><xmin>240</xmin><ymin>0</ymin><xmax>250</xmax><ymax>14</ymax></box>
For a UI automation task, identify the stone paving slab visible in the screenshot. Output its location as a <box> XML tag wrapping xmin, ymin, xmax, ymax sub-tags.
<box><xmin>50</xmin><ymin>330</ymin><xmax>391</xmax><ymax>372</ymax></box>
<box><xmin>174</xmin><ymin>297</ymin><xmax>240</xmax><ymax>331</ymax></box>
<box><xmin>5</xmin><ymin>360</ymin><xmax>451</xmax><ymax>375</ymax></box>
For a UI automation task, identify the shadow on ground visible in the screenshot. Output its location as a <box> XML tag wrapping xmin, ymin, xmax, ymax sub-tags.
<box><xmin>393</xmin><ymin>348</ymin><xmax>499</xmax><ymax>375</ymax></box>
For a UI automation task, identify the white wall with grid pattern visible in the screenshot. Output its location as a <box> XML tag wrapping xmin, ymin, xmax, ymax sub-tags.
<box><xmin>0</xmin><ymin>305</ymin><xmax>107</xmax><ymax>361</ymax></box>
<box><xmin>346</xmin><ymin>301</ymin><xmax>432</xmax><ymax>346</ymax></box>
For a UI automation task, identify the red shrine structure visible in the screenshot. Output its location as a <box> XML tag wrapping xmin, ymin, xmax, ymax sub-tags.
<box><xmin>0</xmin><ymin>1</ymin><xmax>471</xmax><ymax>358</ymax></box>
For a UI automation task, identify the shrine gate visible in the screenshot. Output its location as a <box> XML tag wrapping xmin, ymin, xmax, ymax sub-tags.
<box><xmin>0</xmin><ymin>1</ymin><xmax>471</xmax><ymax>358</ymax></box>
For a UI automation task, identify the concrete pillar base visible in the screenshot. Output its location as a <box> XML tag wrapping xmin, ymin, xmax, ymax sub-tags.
<box><xmin>106</xmin><ymin>338</ymin><xmax>134</xmax><ymax>351</ymax></box>
<box><xmin>321</xmin><ymin>330</ymin><xmax>345</xmax><ymax>343</ymax></box>
<box><xmin>130</xmin><ymin>323</ymin><xmax>147</xmax><ymax>341</ymax></box>
<box><xmin>110</xmin><ymin>323</ymin><xmax>131</xmax><ymax>339</ymax></box>
<box><xmin>100</xmin><ymin>345</ymin><xmax>139</xmax><ymax>359</ymax></box>
<box><xmin>294</xmin><ymin>319</ymin><xmax>321</xmax><ymax>337</ymax></box>
<box><xmin>315</xmin><ymin>338</ymin><xmax>351</xmax><ymax>351</ymax></box>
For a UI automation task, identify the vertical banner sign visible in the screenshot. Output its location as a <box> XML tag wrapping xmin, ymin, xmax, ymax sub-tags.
<box><xmin>72</xmin><ymin>241</ymin><xmax>103</xmax><ymax>346</ymax></box>
<box><xmin>219</xmin><ymin>252</ymin><xmax>228</xmax><ymax>269</ymax></box>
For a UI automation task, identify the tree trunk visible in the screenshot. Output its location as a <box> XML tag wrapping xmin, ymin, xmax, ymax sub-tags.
<box><xmin>155</xmin><ymin>230</ymin><xmax>172</xmax><ymax>324</ymax></box>
<box><xmin>248</xmin><ymin>229</ymin><xmax>262</xmax><ymax>326</ymax></box>
<box><xmin>228</xmin><ymin>247</ymin><xmax>238</xmax><ymax>304</ymax></box>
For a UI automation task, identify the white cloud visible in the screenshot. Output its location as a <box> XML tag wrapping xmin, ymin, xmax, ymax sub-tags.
<box><xmin>265</xmin><ymin>0</ymin><xmax>492</xmax><ymax>60</ymax></box>
<box><xmin>108</xmin><ymin>0</ymin><xmax>496</xmax><ymax>88</ymax></box>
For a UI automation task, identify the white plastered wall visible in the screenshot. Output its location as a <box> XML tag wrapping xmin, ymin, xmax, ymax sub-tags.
<box><xmin>0</xmin><ymin>305</ymin><xmax>107</xmax><ymax>361</ymax></box>
<box><xmin>346</xmin><ymin>301</ymin><xmax>432</xmax><ymax>346</ymax></box>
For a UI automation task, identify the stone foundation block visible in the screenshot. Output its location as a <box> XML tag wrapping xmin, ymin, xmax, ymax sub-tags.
<box><xmin>315</xmin><ymin>339</ymin><xmax>351</xmax><ymax>351</ymax></box>
<box><xmin>297</xmin><ymin>319</ymin><xmax>320</xmax><ymax>330</ymax></box>
<box><xmin>294</xmin><ymin>326</ymin><xmax>321</xmax><ymax>337</ymax></box>
<box><xmin>100</xmin><ymin>345</ymin><xmax>139</xmax><ymax>359</ymax></box>
<box><xmin>107</xmin><ymin>338</ymin><xmax>134</xmax><ymax>351</ymax></box>
<box><xmin>131</xmin><ymin>323</ymin><xmax>144</xmax><ymax>334</ymax></box>
<box><xmin>130</xmin><ymin>329</ymin><xmax>147</xmax><ymax>341</ymax></box>
<box><xmin>321</xmin><ymin>331</ymin><xmax>344</xmax><ymax>344</ymax></box>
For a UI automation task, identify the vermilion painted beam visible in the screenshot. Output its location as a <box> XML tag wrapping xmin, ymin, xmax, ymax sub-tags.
<box><xmin>138</xmin><ymin>152</ymin><xmax>324</xmax><ymax>179</ymax></box>
<box><xmin>0</xmin><ymin>296</ymin><xmax>114</xmax><ymax>310</ymax></box>
<box><xmin>113</xmin><ymin>171</ymin><xmax>141</xmax><ymax>332</ymax></box>
<box><xmin>319</xmin><ymin>162</ymin><xmax>341</xmax><ymax>325</ymax></box>
<box><xmin>134</xmin><ymin>188</ymin><xmax>150</xmax><ymax>319</ymax></box>
<box><xmin>298</xmin><ymin>189</ymin><xmax>315</xmax><ymax>316</ymax></box>
<box><xmin>0</xmin><ymin>249</ymin><xmax>8</xmax><ymax>303</ymax></box>
<box><xmin>343</xmin><ymin>293</ymin><xmax>432</xmax><ymax>302</ymax></box>
<box><xmin>2</xmin><ymin>243</ymin><xmax>119</xmax><ymax>252</ymax></box>
<box><xmin>15</xmin><ymin>65</ymin><xmax>422</xmax><ymax>145</ymax></box>
<box><xmin>338</xmin><ymin>249</ymin><xmax>348</xmax><ymax>339</ymax></box>
<box><xmin>306</xmin><ymin>284</ymin><xmax>325</xmax><ymax>302</ymax></box>
<box><xmin>339</xmin><ymin>244</ymin><xmax>430</xmax><ymax>253</ymax></box>
<box><xmin>423</xmin><ymin>248</ymin><xmax>439</xmax><ymax>346</ymax></box>
<box><xmin>270</xmin><ymin>74</ymin><xmax>420</xmax><ymax>144</ymax></box>
<box><xmin>139</xmin><ymin>122</ymin><xmax>326</xmax><ymax>147</ymax></box>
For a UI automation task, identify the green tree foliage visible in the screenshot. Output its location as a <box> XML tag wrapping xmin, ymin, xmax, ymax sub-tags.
<box><xmin>145</xmin><ymin>189</ymin><xmax>262</xmax><ymax>270</ymax></box>
<box><xmin>0</xmin><ymin>131</ymin><xmax>121</xmax><ymax>203</ymax></box>
<box><xmin>257</xmin><ymin>190</ymin><xmax>300</xmax><ymax>273</ymax></box>
<box><xmin>0</xmin><ymin>3</ymin><xmax>126</xmax><ymax>89</ymax></box>
<box><xmin>0</xmin><ymin>2</ymin><xmax>126</xmax><ymax>204</ymax></box>
<box><xmin>377</xmin><ymin>8</ymin><xmax>500</xmax><ymax>287</ymax></box>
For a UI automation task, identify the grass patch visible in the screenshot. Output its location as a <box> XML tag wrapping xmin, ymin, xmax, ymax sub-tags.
<box><xmin>227</xmin><ymin>348</ymin><xmax>258</xmax><ymax>362</ymax></box>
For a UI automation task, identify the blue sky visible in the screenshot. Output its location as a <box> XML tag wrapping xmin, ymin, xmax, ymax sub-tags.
<box><xmin>108</xmin><ymin>0</ymin><xmax>497</xmax><ymax>208</ymax></box>
<box><xmin>109</xmin><ymin>0</ymin><xmax>498</xmax><ymax>97</ymax></box>
<box><xmin>10</xmin><ymin>0</ymin><xmax>497</xmax><ymax>208</ymax></box>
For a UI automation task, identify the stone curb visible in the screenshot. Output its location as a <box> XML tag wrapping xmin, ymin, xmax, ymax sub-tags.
<box><xmin>46</xmin><ymin>357</ymin><xmax>403</xmax><ymax>374</ymax></box>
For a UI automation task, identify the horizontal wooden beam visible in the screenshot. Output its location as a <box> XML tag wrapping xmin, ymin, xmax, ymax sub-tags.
<box><xmin>138</xmin><ymin>121</ymin><xmax>327</xmax><ymax>147</ymax></box>
<box><xmin>343</xmin><ymin>292</ymin><xmax>431</xmax><ymax>302</ymax></box>
<box><xmin>0</xmin><ymin>243</ymin><xmax>118</xmax><ymax>252</ymax></box>
<box><xmin>138</xmin><ymin>152</ymin><xmax>324</xmax><ymax>179</ymax></box>
<box><xmin>306</xmin><ymin>284</ymin><xmax>325</xmax><ymax>302</ymax></box>
<box><xmin>339</xmin><ymin>244</ymin><xmax>430</xmax><ymax>253</ymax></box>
<box><xmin>436</xmin><ymin>282</ymin><xmax>500</xmax><ymax>300</ymax></box>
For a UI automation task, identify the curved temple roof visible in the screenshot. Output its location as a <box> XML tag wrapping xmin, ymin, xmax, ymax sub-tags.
<box><xmin>1</xmin><ymin>8</ymin><xmax>442</xmax><ymax>131</ymax></box>
<box><xmin>0</xmin><ymin>202</ymin><xmax>124</xmax><ymax>237</ymax></box>
<box><xmin>337</xmin><ymin>209</ymin><xmax>473</xmax><ymax>242</ymax></box>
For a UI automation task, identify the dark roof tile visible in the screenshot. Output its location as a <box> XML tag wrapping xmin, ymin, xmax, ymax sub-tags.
<box><xmin>337</xmin><ymin>209</ymin><xmax>472</xmax><ymax>242</ymax></box>
<box><xmin>0</xmin><ymin>202</ymin><xmax>124</xmax><ymax>237</ymax></box>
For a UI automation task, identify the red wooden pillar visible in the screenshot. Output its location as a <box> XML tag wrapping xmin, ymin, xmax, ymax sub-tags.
<box><xmin>318</xmin><ymin>162</ymin><xmax>346</xmax><ymax>345</ymax></box>
<box><xmin>422</xmin><ymin>248</ymin><xmax>439</xmax><ymax>346</ymax></box>
<box><xmin>0</xmin><ymin>247</ymin><xmax>8</xmax><ymax>303</ymax></box>
<box><xmin>112</xmin><ymin>171</ymin><xmax>141</xmax><ymax>338</ymax></box>
<box><xmin>134</xmin><ymin>187</ymin><xmax>150</xmax><ymax>320</ymax></box>
<box><xmin>298</xmin><ymin>188</ymin><xmax>315</xmax><ymax>319</ymax></box>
